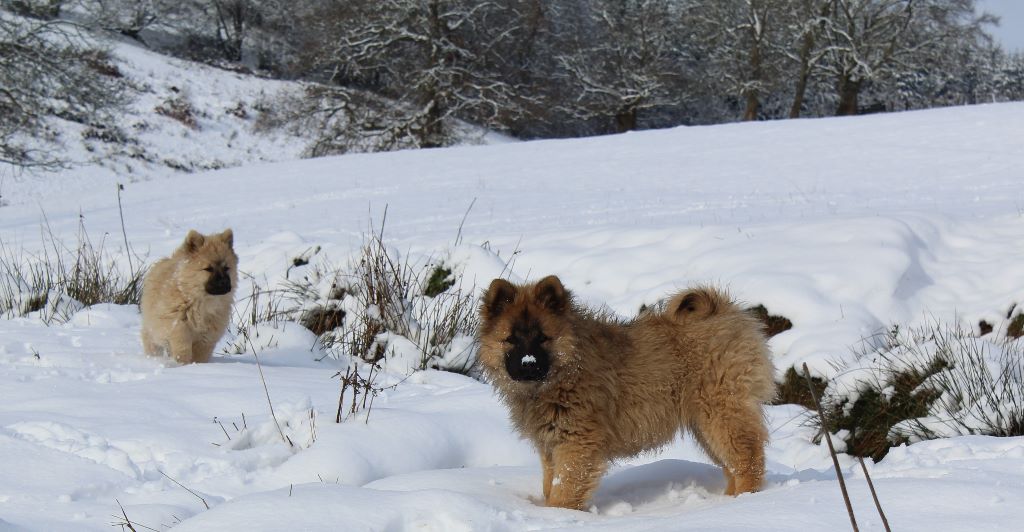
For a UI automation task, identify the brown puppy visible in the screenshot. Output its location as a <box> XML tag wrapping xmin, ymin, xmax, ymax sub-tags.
<box><xmin>479</xmin><ymin>275</ymin><xmax>775</xmax><ymax>510</ymax></box>
<box><xmin>141</xmin><ymin>229</ymin><xmax>238</xmax><ymax>364</ymax></box>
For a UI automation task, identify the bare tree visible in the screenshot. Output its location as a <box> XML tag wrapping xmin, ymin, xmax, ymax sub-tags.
<box><xmin>821</xmin><ymin>0</ymin><xmax>997</xmax><ymax>115</ymax></box>
<box><xmin>77</xmin><ymin>0</ymin><xmax>179</xmax><ymax>41</ymax></box>
<box><xmin>297</xmin><ymin>0</ymin><xmax>527</xmax><ymax>149</ymax></box>
<box><xmin>207</xmin><ymin>0</ymin><xmax>248</xmax><ymax>61</ymax></box>
<box><xmin>0</xmin><ymin>13</ymin><xmax>126</xmax><ymax>168</ymax></box>
<box><xmin>4</xmin><ymin>0</ymin><xmax>64</xmax><ymax>19</ymax></box>
<box><xmin>552</xmin><ymin>0</ymin><xmax>686</xmax><ymax>132</ymax></box>
<box><xmin>782</xmin><ymin>0</ymin><xmax>833</xmax><ymax>117</ymax></box>
<box><xmin>690</xmin><ymin>0</ymin><xmax>793</xmax><ymax>121</ymax></box>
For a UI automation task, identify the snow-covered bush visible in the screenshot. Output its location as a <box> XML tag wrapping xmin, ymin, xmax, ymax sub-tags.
<box><xmin>226</xmin><ymin>229</ymin><xmax>480</xmax><ymax>376</ymax></box>
<box><xmin>817</xmin><ymin>322</ymin><xmax>1024</xmax><ymax>460</ymax></box>
<box><xmin>154</xmin><ymin>92</ymin><xmax>200</xmax><ymax>130</ymax></box>
<box><xmin>295</xmin><ymin>230</ymin><xmax>480</xmax><ymax>375</ymax></box>
<box><xmin>774</xmin><ymin>366</ymin><xmax>827</xmax><ymax>410</ymax></box>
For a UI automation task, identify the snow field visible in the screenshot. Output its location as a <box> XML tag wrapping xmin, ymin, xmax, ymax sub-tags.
<box><xmin>1</xmin><ymin>95</ymin><xmax>1024</xmax><ymax>529</ymax></box>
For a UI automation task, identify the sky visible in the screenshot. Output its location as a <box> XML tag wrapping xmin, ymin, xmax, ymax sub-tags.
<box><xmin>978</xmin><ymin>0</ymin><xmax>1024</xmax><ymax>53</ymax></box>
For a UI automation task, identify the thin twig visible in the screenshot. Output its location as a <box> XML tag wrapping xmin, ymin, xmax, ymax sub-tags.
<box><xmin>454</xmin><ymin>197</ymin><xmax>476</xmax><ymax>247</ymax></box>
<box><xmin>858</xmin><ymin>456</ymin><xmax>891</xmax><ymax>531</ymax></box>
<box><xmin>247</xmin><ymin>334</ymin><xmax>293</xmax><ymax>448</ymax></box>
<box><xmin>115</xmin><ymin>183</ymin><xmax>135</xmax><ymax>279</ymax></box>
<box><xmin>113</xmin><ymin>499</ymin><xmax>138</xmax><ymax>532</ymax></box>
<box><xmin>214</xmin><ymin>417</ymin><xmax>231</xmax><ymax>440</ymax></box>
<box><xmin>158</xmin><ymin>470</ymin><xmax>210</xmax><ymax>510</ymax></box>
<box><xmin>308</xmin><ymin>407</ymin><xmax>317</xmax><ymax>445</ymax></box>
<box><xmin>803</xmin><ymin>362</ymin><xmax>859</xmax><ymax>532</ymax></box>
<box><xmin>112</xmin><ymin>498</ymin><xmax>161</xmax><ymax>532</ymax></box>
<box><xmin>335</xmin><ymin>368</ymin><xmax>348</xmax><ymax>423</ymax></box>
<box><xmin>364</xmin><ymin>387</ymin><xmax>378</xmax><ymax>424</ymax></box>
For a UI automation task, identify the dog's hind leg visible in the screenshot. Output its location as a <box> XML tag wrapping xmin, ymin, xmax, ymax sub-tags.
<box><xmin>691</xmin><ymin>400</ymin><xmax>767</xmax><ymax>496</ymax></box>
<box><xmin>689</xmin><ymin>427</ymin><xmax>735</xmax><ymax>494</ymax></box>
<box><xmin>140</xmin><ymin>326</ymin><xmax>159</xmax><ymax>357</ymax></box>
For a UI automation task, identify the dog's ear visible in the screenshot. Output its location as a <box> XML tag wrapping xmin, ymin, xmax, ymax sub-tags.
<box><xmin>219</xmin><ymin>228</ymin><xmax>234</xmax><ymax>247</ymax></box>
<box><xmin>534</xmin><ymin>275</ymin><xmax>568</xmax><ymax>314</ymax></box>
<box><xmin>183</xmin><ymin>230</ymin><xmax>205</xmax><ymax>254</ymax></box>
<box><xmin>483</xmin><ymin>278</ymin><xmax>516</xmax><ymax>319</ymax></box>
<box><xmin>674</xmin><ymin>293</ymin><xmax>700</xmax><ymax>316</ymax></box>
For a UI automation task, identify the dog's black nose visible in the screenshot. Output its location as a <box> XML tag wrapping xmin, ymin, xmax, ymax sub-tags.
<box><xmin>505</xmin><ymin>350</ymin><xmax>549</xmax><ymax>381</ymax></box>
<box><xmin>205</xmin><ymin>273</ymin><xmax>232</xmax><ymax>296</ymax></box>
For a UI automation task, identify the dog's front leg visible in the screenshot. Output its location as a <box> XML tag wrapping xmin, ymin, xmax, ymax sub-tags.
<box><xmin>168</xmin><ymin>321</ymin><xmax>195</xmax><ymax>364</ymax></box>
<box><xmin>546</xmin><ymin>440</ymin><xmax>606</xmax><ymax>510</ymax></box>
<box><xmin>541</xmin><ymin>447</ymin><xmax>554</xmax><ymax>501</ymax></box>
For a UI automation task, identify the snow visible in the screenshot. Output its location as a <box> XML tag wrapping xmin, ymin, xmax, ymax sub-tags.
<box><xmin>1</xmin><ymin>38</ymin><xmax>1024</xmax><ymax>529</ymax></box>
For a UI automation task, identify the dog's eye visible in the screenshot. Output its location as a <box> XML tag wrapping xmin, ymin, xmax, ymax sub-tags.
<box><xmin>203</xmin><ymin>267</ymin><xmax>213</xmax><ymax>272</ymax></box>
<box><xmin>503</xmin><ymin>336</ymin><xmax>514</xmax><ymax>344</ymax></box>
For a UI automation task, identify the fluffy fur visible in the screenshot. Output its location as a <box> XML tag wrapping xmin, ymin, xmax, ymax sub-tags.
<box><xmin>141</xmin><ymin>229</ymin><xmax>238</xmax><ymax>364</ymax></box>
<box><xmin>478</xmin><ymin>275</ymin><xmax>775</xmax><ymax>510</ymax></box>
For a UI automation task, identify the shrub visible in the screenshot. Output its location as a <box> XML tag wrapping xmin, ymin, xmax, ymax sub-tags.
<box><xmin>1008</xmin><ymin>314</ymin><xmax>1024</xmax><ymax>339</ymax></box>
<box><xmin>312</xmin><ymin>227</ymin><xmax>480</xmax><ymax>374</ymax></box>
<box><xmin>155</xmin><ymin>93</ymin><xmax>199</xmax><ymax>129</ymax></box>
<box><xmin>773</xmin><ymin>366</ymin><xmax>827</xmax><ymax>409</ymax></box>
<box><xmin>747</xmin><ymin>304</ymin><xmax>793</xmax><ymax>338</ymax></box>
<box><xmin>81</xmin><ymin>49</ymin><xmax>123</xmax><ymax>78</ymax></box>
<box><xmin>225</xmin><ymin>224</ymin><xmax>480</xmax><ymax>375</ymax></box>
<box><xmin>424</xmin><ymin>265</ymin><xmax>454</xmax><ymax>298</ymax></box>
<box><xmin>0</xmin><ymin>222</ymin><xmax>145</xmax><ymax>324</ymax></box>
<box><xmin>816</xmin><ymin>322</ymin><xmax>1024</xmax><ymax>460</ymax></box>
<box><xmin>82</xmin><ymin>124</ymin><xmax>131</xmax><ymax>144</ymax></box>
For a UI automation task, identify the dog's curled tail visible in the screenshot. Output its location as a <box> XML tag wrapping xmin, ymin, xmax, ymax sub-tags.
<box><xmin>666</xmin><ymin>286</ymin><xmax>731</xmax><ymax>322</ymax></box>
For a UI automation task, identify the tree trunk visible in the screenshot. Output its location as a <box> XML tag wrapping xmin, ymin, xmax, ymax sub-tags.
<box><xmin>742</xmin><ymin>5</ymin><xmax>763</xmax><ymax>122</ymax></box>
<box><xmin>614</xmin><ymin>107</ymin><xmax>638</xmax><ymax>132</ymax></box>
<box><xmin>789</xmin><ymin>33</ymin><xmax>814</xmax><ymax>118</ymax></box>
<box><xmin>743</xmin><ymin>92</ymin><xmax>759</xmax><ymax>121</ymax></box>
<box><xmin>231</xmin><ymin>9</ymin><xmax>244</xmax><ymax>62</ymax></box>
<box><xmin>791</xmin><ymin>0</ymin><xmax>832</xmax><ymax>118</ymax></box>
<box><xmin>836</xmin><ymin>75</ymin><xmax>861</xmax><ymax>116</ymax></box>
<box><xmin>420</xmin><ymin>0</ymin><xmax>445</xmax><ymax>148</ymax></box>
<box><xmin>420</xmin><ymin>100</ymin><xmax>445</xmax><ymax>148</ymax></box>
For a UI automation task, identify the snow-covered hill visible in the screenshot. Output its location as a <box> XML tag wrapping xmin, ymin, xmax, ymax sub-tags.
<box><xmin>1</xmin><ymin>102</ymin><xmax>1023</xmax><ymax>530</ymax></box>
<box><xmin>0</xmin><ymin>36</ymin><xmax>315</xmax><ymax>207</ymax></box>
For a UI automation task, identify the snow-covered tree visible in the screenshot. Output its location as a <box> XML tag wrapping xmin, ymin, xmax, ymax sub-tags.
<box><xmin>0</xmin><ymin>12</ymin><xmax>125</xmax><ymax>167</ymax></box>
<box><xmin>779</xmin><ymin>0</ymin><xmax>833</xmax><ymax>117</ymax></box>
<box><xmin>687</xmin><ymin>0</ymin><xmax>793</xmax><ymax>121</ymax></box>
<box><xmin>819</xmin><ymin>0</ymin><xmax>991</xmax><ymax>115</ymax></box>
<box><xmin>297</xmin><ymin>0</ymin><xmax>527</xmax><ymax>149</ymax></box>
<box><xmin>4</xmin><ymin>0</ymin><xmax>64</xmax><ymax>19</ymax></box>
<box><xmin>77</xmin><ymin>0</ymin><xmax>179</xmax><ymax>41</ymax></box>
<box><xmin>551</xmin><ymin>0</ymin><xmax>687</xmax><ymax>132</ymax></box>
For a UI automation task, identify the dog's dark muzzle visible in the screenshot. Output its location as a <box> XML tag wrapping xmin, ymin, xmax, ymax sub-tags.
<box><xmin>505</xmin><ymin>350</ymin><xmax>550</xmax><ymax>382</ymax></box>
<box><xmin>205</xmin><ymin>273</ymin><xmax>232</xmax><ymax>296</ymax></box>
